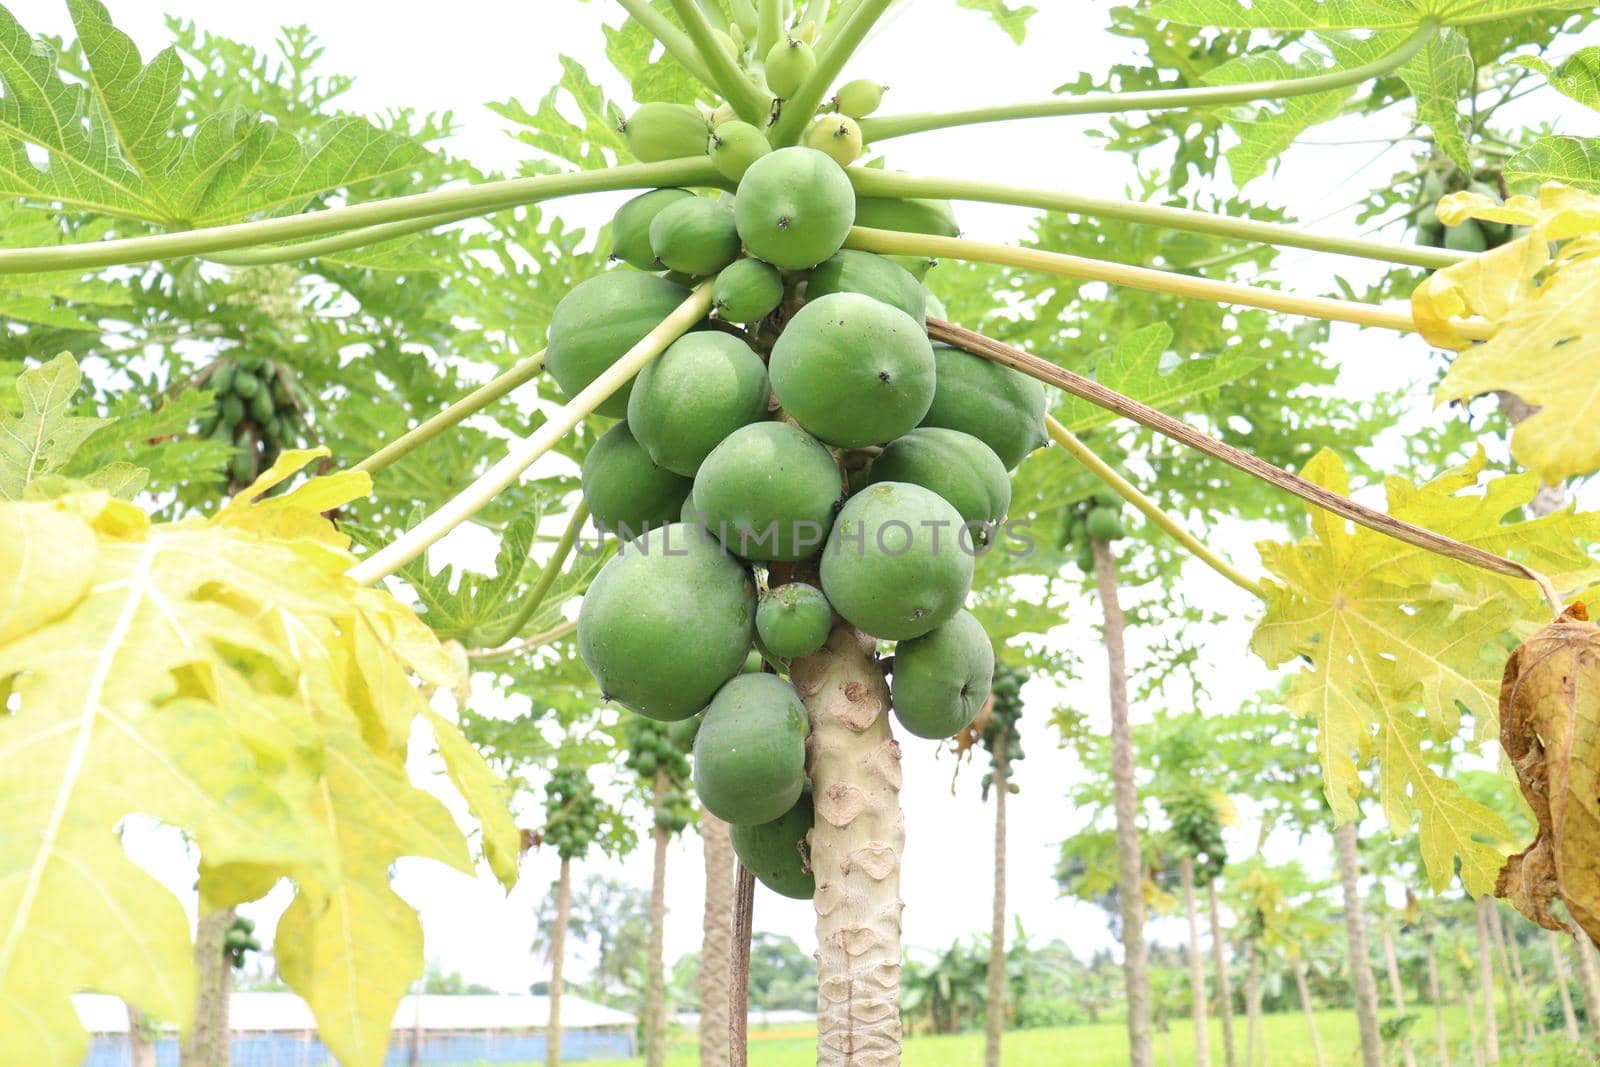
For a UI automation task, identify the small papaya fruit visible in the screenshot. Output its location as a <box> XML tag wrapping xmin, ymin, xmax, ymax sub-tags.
<box><xmin>834</xmin><ymin>79</ymin><xmax>885</xmax><ymax>118</ymax></box>
<box><xmin>230</xmin><ymin>447</ymin><xmax>254</xmax><ymax>484</ymax></box>
<box><xmin>232</xmin><ymin>371</ymin><xmax>261</xmax><ymax>399</ymax></box>
<box><xmin>765</xmin><ymin>37</ymin><xmax>815</xmax><ymax>98</ymax></box>
<box><xmin>729</xmin><ymin>790</ymin><xmax>815</xmax><ymax>899</ymax></box>
<box><xmin>624</xmin><ymin>102</ymin><xmax>710</xmax><ymax>162</ymax></box>
<box><xmin>578</xmin><ymin>522</ymin><xmax>755</xmax><ymax>721</ymax></box>
<box><xmin>648</xmin><ymin>196</ymin><xmax>741</xmax><ymax>275</ymax></box>
<box><xmin>627</xmin><ymin>331</ymin><xmax>770</xmax><ymax>475</ymax></box>
<box><xmin>709</xmin><ymin>120</ymin><xmax>772</xmax><ymax>181</ymax></box>
<box><xmin>1085</xmin><ymin>505</ymin><xmax>1124</xmax><ymax>542</ymax></box>
<box><xmin>805</xmin><ymin>249</ymin><xmax>925</xmax><ymax>322</ymax></box>
<box><xmin>612</xmin><ymin>188</ymin><xmax>695</xmax><ymax>270</ymax></box>
<box><xmin>1075</xmin><ymin>545</ymin><xmax>1095</xmax><ymax>573</ymax></box>
<box><xmin>1443</xmin><ymin>219</ymin><xmax>1487</xmax><ymax>253</ymax></box>
<box><xmin>211</xmin><ymin>361</ymin><xmax>237</xmax><ymax>394</ymax></box>
<box><xmin>712</xmin><ymin>258</ymin><xmax>785</xmax><ymax>324</ymax></box>
<box><xmin>853</xmin><ymin>195</ymin><xmax>960</xmax><ymax>238</ymax></box>
<box><xmin>891</xmin><ymin>609</ymin><xmax>995</xmax><ymax>740</ymax></box>
<box><xmin>692</xmin><ymin>673</ymin><xmax>809</xmax><ymax>824</ymax></box>
<box><xmin>769</xmin><ymin>292</ymin><xmax>935</xmax><ymax>448</ymax></box>
<box><xmin>546</xmin><ymin>272</ymin><xmax>692</xmax><ymax>418</ymax></box>
<box><xmin>249</xmin><ymin>388</ymin><xmax>275</xmax><ymax>424</ymax></box>
<box><xmin>867</xmin><ymin>427</ymin><xmax>1010</xmax><ymax>534</ymax></box>
<box><xmin>734</xmin><ymin>147</ymin><xmax>855</xmax><ymax>270</ymax></box>
<box><xmin>923</xmin><ymin>288</ymin><xmax>947</xmax><ymax>320</ymax></box>
<box><xmin>918</xmin><ymin>344</ymin><xmax>1046</xmax><ymax>470</ymax></box>
<box><xmin>820</xmin><ymin>481</ymin><xmax>974</xmax><ymax>640</ymax></box>
<box><xmin>692</xmin><ymin>421</ymin><xmax>841</xmax><ymax>561</ymax></box>
<box><xmin>757</xmin><ymin>583</ymin><xmax>833</xmax><ymax>658</ymax></box>
<box><xmin>581</xmin><ymin>421</ymin><xmax>694</xmax><ymax>537</ymax></box>
<box><xmin>802</xmin><ymin>115</ymin><xmax>863</xmax><ymax>166</ymax></box>
<box><xmin>221</xmin><ymin>395</ymin><xmax>245</xmax><ymax>426</ymax></box>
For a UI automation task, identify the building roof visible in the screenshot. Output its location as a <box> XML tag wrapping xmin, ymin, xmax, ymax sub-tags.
<box><xmin>74</xmin><ymin>992</ymin><xmax>636</xmax><ymax>1034</ymax></box>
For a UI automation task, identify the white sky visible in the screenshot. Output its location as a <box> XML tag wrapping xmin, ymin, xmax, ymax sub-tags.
<box><xmin>12</xmin><ymin>0</ymin><xmax>1596</xmax><ymax>995</ymax></box>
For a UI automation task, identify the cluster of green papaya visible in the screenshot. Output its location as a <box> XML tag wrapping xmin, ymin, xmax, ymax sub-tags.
<box><xmin>542</xmin><ymin>766</ymin><xmax>605</xmax><ymax>860</ymax></box>
<box><xmin>223</xmin><ymin>914</ymin><xmax>260</xmax><ymax>970</ymax></box>
<box><xmin>980</xmin><ymin>661</ymin><xmax>1025</xmax><ymax>798</ymax></box>
<box><xmin>623</xmin><ymin>717</ymin><xmax>696</xmax><ymax>834</ymax></box>
<box><xmin>1412</xmin><ymin>169</ymin><xmax>1515</xmax><ymax>252</ymax></box>
<box><xmin>561</xmin><ymin>143</ymin><xmax>1047</xmax><ymax>899</ymax></box>
<box><xmin>199</xmin><ymin>355</ymin><xmax>305</xmax><ymax>488</ymax></box>
<box><xmin>1058</xmin><ymin>491</ymin><xmax>1126</xmax><ymax>573</ymax></box>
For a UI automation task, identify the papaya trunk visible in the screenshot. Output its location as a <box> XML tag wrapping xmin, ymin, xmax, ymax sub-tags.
<box><xmin>1292</xmin><ymin>958</ymin><xmax>1324</xmax><ymax>1067</ymax></box>
<box><xmin>127</xmin><ymin>1004</ymin><xmax>157</xmax><ymax>1067</ymax></box>
<box><xmin>1090</xmin><ymin>537</ymin><xmax>1153</xmax><ymax>1067</ymax></box>
<box><xmin>646</xmin><ymin>768</ymin><xmax>669</xmax><ymax>1067</ymax></box>
<box><xmin>700</xmin><ymin>815</ymin><xmax>735</xmax><ymax>1067</ymax></box>
<box><xmin>1547</xmin><ymin>929</ymin><xmax>1580</xmax><ymax>1043</ymax></box>
<box><xmin>732</xmin><ymin>864</ymin><xmax>755</xmax><ymax>1067</ymax></box>
<box><xmin>792</xmin><ymin>625</ymin><xmax>902</xmax><ymax>1067</ymax></box>
<box><xmin>1456</xmin><ymin>974</ymin><xmax>1482</xmax><ymax>1067</ymax></box>
<box><xmin>182</xmin><ymin>906</ymin><xmax>233</xmax><ymax>1067</ymax></box>
<box><xmin>1179</xmin><ymin>857</ymin><xmax>1210</xmax><ymax>1067</ymax></box>
<box><xmin>1207</xmin><ymin>880</ymin><xmax>1239</xmax><ymax>1067</ymax></box>
<box><xmin>547</xmin><ymin>858</ymin><xmax>571</xmax><ymax>1067</ymax></box>
<box><xmin>1333</xmin><ymin>822</ymin><xmax>1383</xmax><ymax>1067</ymax></box>
<box><xmin>1242</xmin><ymin>943</ymin><xmax>1260</xmax><ymax>1067</ymax></box>
<box><xmin>1425</xmin><ymin>928</ymin><xmax>1452</xmax><ymax>1067</ymax></box>
<box><xmin>984</xmin><ymin>737</ymin><xmax>1009</xmax><ymax>1067</ymax></box>
<box><xmin>1475</xmin><ymin>896</ymin><xmax>1500</xmax><ymax>1064</ymax></box>
<box><xmin>1381</xmin><ymin>919</ymin><xmax>1418</xmax><ymax>1067</ymax></box>
<box><xmin>1574</xmin><ymin>929</ymin><xmax>1600</xmax><ymax>1038</ymax></box>
<box><xmin>1486</xmin><ymin>904</ymin><xmax>1525</xmax><ymax>1056</ymax></box>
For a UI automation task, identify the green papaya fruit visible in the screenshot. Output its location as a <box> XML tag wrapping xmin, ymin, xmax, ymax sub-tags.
<box><xmin>1075</xmin><ymin>545</ymin><xmax>1095</xmax><ymax>573</ymax></box>
<box><xmin>692</xmin><ymin>421</ymin><xmax>842</xmax><ymax>561</ymax></box>
<box><xmin>768</xmin><ymin>292</ymin><xmax>935</xmax><ymax>448</ymax></box>
<box><xmin>734</xmin><ymin>147</ymin><xmax>855</xmax><ymax>270</ymax></box>
<box><xmin>756</xmin><ymin>582</ymin><xmax>833</xmax><ymax>658</ymax></box>
<box><xmin>709</xmin><ymin>120</ymin><xmax>771</xmax><ymax>182</ymax></box>
<box><xmin>852</xmin><ymin>196</ymin><xmax>960</xmax><ymax>238</ymax></box>
<box><xmin>764</xmin><ymin>37</ymin><xmax>815</xmax><ymax>98</ymax></box>
<box><xmin>923</xmin><ymin>289</ymin><xmax>947</xmax><ymax>320</ymax></box>
<box><xmin>624</xmin><ymin>102</ymin><xmax>710</xmax><ymax>163</ymax></box>
<box><xmin>1091</xmin><ymin>490</ymin><xmax>1120</xmax><ymax>510</ymax></box>
<box><xmin>919</xmin><ymin>344</ymin><xmax>1047</xmax><ymax>470</ymax></box>
<box><xmin>612</xmin><ymin>188</ymin><xmax>695</xmax><ymax>271</ymax></box>
<box><xmin>834</xmin><ymin>79</ymin><xmax>885</xmax><ymax>118</ymax></box>
<box><xmin>867</xmin><ymin>427</ymin><xmax>1010</xmax><ymax>534</ymax></box>
<box><xmin>578</xmin><ymin>522</ymin><xmax>755</xmax><ymax>721</ymax></box>
<box><xmin>1420</xmin><ymin>171</ymin><xmax>1446</xmax><ymax>203</ymax></box>
<box><xmin>649</xmin><ymin>196</ymin><xmax>742</xmax><ymax>275</ymax></box>
<box><xmin>802</xmin><ymin>115</ymin><xmax>863</xmax><ymax>167</ymax></box>
<box><xmin>221</xmin><ymin>395</ymin><xmax>246</xmax><ymax>426</ymax></box>
<box><xmin>211</xmin><ymin>361</ymin><xmax>237</xmax><ymax>394</ymax></box>
<box><xmin>581</xmin><ymin>421</ymin><xmax>695</xmax><ymax>537</ymax></box>
<box><xmin>804</xmin><ymin>249</ymin><xmax>925</xmax><ymax>322</ymax></box>
<box><xmin>230</xmin><ymin>447</ymin><xmax>254</xmax><ymax>485</ymax></box>
<box><xmin>546</xmin><ymin>272</ymin><xmax>692</xmax><ymax>418</ymax></box>
<box><xmin>249</xmin><ymin>388</ymin><xmax>275</xmax><ymax>425</ymax></box>
<box><xmin>1415</xmin><ymin>203</ymin><xmax>1440</xmax><ymax>230</ymax></box>
<box><xmin>627</xmin><ymin>331</ymin><xmax>771</xmax><ymax>475</ymax></box>
<box><xmin>1085</xmin><ymin>506</ymin><xmax>1123</xmax><ymax>541</ymax></box>
<box><xmin>712</xmin><ymin>258</ymin><xmax>785</xmax><ymax>324</ymax></box>
<box><xmin>270</xmin><ymin>375</ymin><xmax>294</xmax><ymax>407</ymax></box>
<box><xmin>891</xmin><ymin>609</ymin><xmax>994</xmax><ymax>740</ymax></box>
<box><xmin>1443</xmin><ymin>220</ymin><xmax>1487</xmax><ymax>253</ymax></box>
<box><xmin>232</xmin><ymin>372</ymin><xmax>261</xmax><ymax>399</ymax></box>
<box><xmin>729</xmin><ymin>790</ymin><xmax>815</xmax><ymax>899</ymax></box>
<box><xmin>820</xmin><ymin>481</ymin><xmax>974</xmax><ymax>640</ymax></box>
<box><xmin>692</xmin><ymin>673</ymin><xmax>808</xmax><ymax>824</ymax></box>
<box><xmin>209</xmin><ymin>420</ymin><xmax>232</xmax><ymax>441</ymax></box>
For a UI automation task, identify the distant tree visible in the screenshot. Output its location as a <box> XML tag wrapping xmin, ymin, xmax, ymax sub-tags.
<box><xmin>534</xmin><ymin>874</ymin><xmax>650</xmax><ymax>1009</ymax></box>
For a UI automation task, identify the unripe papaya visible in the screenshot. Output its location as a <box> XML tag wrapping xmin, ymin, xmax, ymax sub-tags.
<box><xmin>221</xmin><ymin>395</ymin><xmax>245</xmax><ymax>426</ymax></box>
<box><xmin>1075</xmin><ymin>545</ymin><xmax>1095</xmax><ymax>573</ymax></box>
<box><xmin>919</xmin><ymin>344</ymin><xmax>1046</xmax><ymax>470</ymax></box>
<box><xmin>756</xmin><ymin>582</ymin><xmax>833</xmax><ymax>658</ymax></box>
<box><xmin>802</xmin><ymin>115</ymin><xmax>863</xmax><ymax>166</ymax></box>
<box><xmin>627</xmin><ymin>331</ymin><xmax>770</xmax><ymax>475</ymax></box>
<box><xmin>1443</xmin><ymin>220</ymin><xmax>1487</xmax><ymax>253</ymax></box>
<box><xmin>765</xmin><ymin>37</ymin><xmax>814</xmax><ymax>98</ymax></box>
<box><xmin>612</xmin><ymin>188</ymin><xmax>695</xmax><ymax>270</ymax></box>
<box><xmin>853</xmin><ymin>195</ymin><xmax>960</xmax><ymax>238</ymax></box>
<box><xmin>211</xmin><ymin>361</ymin><xmax>236</xmax><ymax>394</ymax></box>
<box><xmin>867</xmin><ymin>427</ymin><xmax>1010</xmax><ymax>533</ymax></box>
<box><xmin>729</xmin><ymin>790</ymin><xmax>815</xmax><ymax>899</ymax></box>
<box><xmin>1085</xmin><ymin>505</ymin><xmax>1124</xmax><ymax>541</ymax></box>
<box><xmin>208</xmin><ymin>420</ymin><xmax>232</xmax><ymax>441</ymax></box>
<box><xmin>624</xmin><ymin>102</ymin><xmax>710</xmax><ymax>162</ymax></box>
<box><xmin>249</xmin><ymin>388</ymin><xmax>275</xmax><ymax>425</ymax></box>
<box><xmin>891</xmin><ymin>609</ymin><xmax>995</xmax><ymax>740</ymax></box>
<box><xmin>648</xmin><ymin>196</ymin><xmax>741</xmax><ymax>275</ymax></box>
<box><xmin>712</xmin><ymin>258</ymin><xmax>785</xmax><ymax>323</ymax></box>
<box><xmin>582</xmin><ymin>421</ymin><xmax>694</xmax><ymax>536</ymax></box>
<box><xmin>546</xmin><ymin>272</ymin><xmax>692</xmax><ymax>418</ymax></box>
<box><xmin>734</xmin><ymin>147</ymin><xmax>855</xmax><ymax>270</ymax></box>
<box><xmin>834</xmin><ymin>79</ymin><xmax>884</xmax><ymax>118</ymax></box>
<box><xmin>805</xmin><ymin>249</ymin><xmax>925</xmax><ymax>322</ymax></box>
<box><xmin>578</xmin><ymin>522</ymin><xmax>755</xmax><ymax>721</ymax></box>
<box><xmin>232</xmin><ymin>371</ymin><xmax>261</xmax><ymax>399</ymax></box>
<box><xmin>709</xmin><ymin>120</ymin><xmax>771</xmax><ymax>181</ymax></box>
<box><xmin>923</xmin><ymin>289</ymin><xmax>947</xmax><ymax>320</ymax></box>
<box><xmin>769</xmin><ymin>292</ymin><xmax>934</xmax><ymax>448</ymax></box>
<box><xmin>230</xmin><ymin>447</ymin><xmax>254</xmax><ymax>485</ymax></box>
<box><xmin>820</xmin><ymin>481</ymin><xmax>974</xmax><ymax>640</ymax></box>
<box><xmin>692</xmin><ymin>421</ymin><xmax>842</xmax><ymax>561</ymax></box>
<box><xmin>692</xmin><ymin>673</ymin><xmax>809</xmax><ymax>824</ymax></box>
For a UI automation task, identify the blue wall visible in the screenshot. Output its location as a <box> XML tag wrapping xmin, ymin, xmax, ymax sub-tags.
<box><xmin>84</xmin><ymin>1030</ymin><xmax>635</xmax><ymax>1066</ymax></box>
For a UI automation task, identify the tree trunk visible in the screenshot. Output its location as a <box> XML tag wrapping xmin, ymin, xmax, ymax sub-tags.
<box><xmin>547</xmin><ymin>858</ymin><xmax>572</xmax><ymax>1067</ymax></box>
<box><xmin>1485</xmin><ymin>904</ymin><xmax>1524</xmax><ymax>1057</ymax></box>
<box><xmin>1179</xmin><ymin>857</ymin><xmax>1211</xmax><ymax>1067</ymax></box>
<box><xmin>984</xmin><ymin>738</ymin><xmax>1009</xmax><ymax>1067</ymax></box>
<box><xmin>1090</xmin><ymin>537</ymin><xmax>1153</xmax><ymax>1067</ymax></box>
<box><xmin>182</xmin><ymin>906</ymin><xmax>233</xmax><ymax>1067</ymax></box>
<box><xmin>645</xmin><ymin>768</ymin><xmax>669</xmax><ymax>1067</ymax></box>
<box><xmin>1548</xmin><ymin>929</ymin><xmax>1580</xmax><ymax>1043</ymax></box>
<box><xmin>731</xmin><ymin>864</ymin><xmax>755</xmax><ymax>1067</ymax></box>
<box><xmin>701</xmin><ymin>815</ymin><xmax>735</xmax><ymax>1067</ymax></box>
<box><xmin>1292</xmin><ymin>957</ymin><xmax>1325</xmax><ymax>1067</ymax></box>
<box><xmin>1425</xmin><ymin>928</ymin><xmax>1451</xmax><ymax>1067</ymax></box>
<box><xmin>791</xmin><ymin>625</ymin><xmax>902</xmax><ymax>1067</ymax></box>
<box><xmin>1333</xmin><ymin>823</ymin><xmax>1383</xmax><ymax>1067</ymax></box>
<box><xmin>1574</xmin><ymin>928</ymin><xmax>1600</xmax><ymax>1038</ymax></box>
<box><xmin>1476</xmin><ymin>896</ymin><xmax>1500</xmax><ymax>1064</ymax></box>
<box><xmin>1208</xmin><ymin>881</ymin><xmax>1239</xmax><ymax>1067</ymax></box>
<box><xmin>127</xmin><ymin>1003</ymin><xmax>158</xmax><ymax>1067</ymax></box>
<box><xmin>1457</xmin><ymin>974</ymin><xmax>1483</xmax><ymax>1067</ymax></box>
<box><xmin>1380</xmin><ymin>920</ymin><xmax>1418</xmax><ymax>1067</ymax></box>
<box><xmin>1243</xmin><ymin>942</ymin><xmax>1261</xmax><ymax>1067</ymax></box>
<box><xmin>1495</xmin><ymin>907</ymin><xmax>1535</xmax><ymax>1044</ymax></box>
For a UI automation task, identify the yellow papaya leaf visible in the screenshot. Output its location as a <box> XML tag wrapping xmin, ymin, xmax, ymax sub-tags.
<box><xmin>0</xmin><ymin>497</ymin><xmax>97</xmax><ymax>643</ymax></box>
<box><xmin>1411</xmin><ymin>235</ymin><xmax>1547</xmax><ymax>350</ymax></box>
<box><xmin>214</xmin><ymin>447</ymin><xmax>371</xmax><ymax>547</ymax></box>
<box><xmin>1436</xmin><ymin>190</ymin><xmax>1542</xmax><ymax>228</ymax></box>
<box><xmin>426</xmin><ymin>708</ymin><xmax>522</xmax><ymax>890</ymax></box>
<box><xmin>1495</xmin><ymin>603</ymin><xmax>1600</xmax><ymax>947</ymax></box>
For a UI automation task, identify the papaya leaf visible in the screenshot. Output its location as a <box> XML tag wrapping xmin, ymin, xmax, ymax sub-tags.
<box><xmin>426</xmin><ymin>708</ymin><xmax>523</xmax><ymax>889</ymax></box>
<box><xmin>1509</xmin><ymin>46</ymin><xmax>1600</xmax><ymax>110</ymax></box>
<box><xmin>601</xmin><ymin>2</ymin><xmax>712</xmax><ymax>106</ymax></box>
<box><xmin>1396</xmin><ymin>27</ymin><xmax>1475</xmax><ymax>172</ymax></box>
<box><xmin>1206</xmin><ymin>48</ymin><xmax>1353</xmax><ymax>186</ymax></box>
<box><xmin>0</xmin><ymin>353</ymin><xmax>109</xmax><ymax>500</ymax></box>
<box><xmin>955</xmin><ymin>0</ymin><xmax>1039</xmax><ymax>43</ymax></box>
<box><xmin>1147</xmin><ymin>0</ymin><xmax>1591</xmax><ymax>31</ymax></box>
<box><xmin>487</xmin><ymin>57</ymin><xmax>630</xmax><ymax>172</ymax></box>
<box><xmin>1505</xmin><ymin>135</ymin><xmax>1600</xmax><ymax>190</ymax></box>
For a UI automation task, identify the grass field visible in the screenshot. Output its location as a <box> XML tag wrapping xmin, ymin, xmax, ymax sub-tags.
<box><xmin>535</xmin><ymin>1004</ymin><xmax>1548</xmax><ymax>1067</ymax></box>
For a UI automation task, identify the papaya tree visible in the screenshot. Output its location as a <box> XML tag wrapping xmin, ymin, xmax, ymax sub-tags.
<box><xmin>536</xmin><ymin>765</ymin><xmax>609</xmax><ymax>1067</ymax></box>
<box><xmin>977</xmin><ymin>660</ymin><xmax>1025</xmax><ymax>1067</ymax></box>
